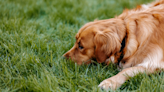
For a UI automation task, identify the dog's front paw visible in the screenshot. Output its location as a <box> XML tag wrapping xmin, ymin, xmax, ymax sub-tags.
<box><xmin>98</xmin><ymin>78</ymin><xmax>121</xmax><ymax>91</ymax></box>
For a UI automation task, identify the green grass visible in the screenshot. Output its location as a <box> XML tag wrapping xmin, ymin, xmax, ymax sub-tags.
<box><xmin>1</xmin><ymin>0</ymin><xmax>164</xmax><ymax>92</ymax></box>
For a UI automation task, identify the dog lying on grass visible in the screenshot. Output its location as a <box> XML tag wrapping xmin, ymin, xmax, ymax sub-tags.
<box><xmin>64</xmin><ymin>0</ymin><xmax>164</xmax><ymax>91</ymax></box>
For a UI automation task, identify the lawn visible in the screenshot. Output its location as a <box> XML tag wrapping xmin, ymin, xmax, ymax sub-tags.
<box><xmin>1</xmin><ymin>0</ymin><xmax>164</xmax><ymax>92</ymax></box>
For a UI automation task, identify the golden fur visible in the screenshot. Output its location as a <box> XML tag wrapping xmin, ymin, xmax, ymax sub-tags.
<box><xmin>64</xmin><ymin>0</ymin><xmax>164</xmax><ymax>90</ymax></box>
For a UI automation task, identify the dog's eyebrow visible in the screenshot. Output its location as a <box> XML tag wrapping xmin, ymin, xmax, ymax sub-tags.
<box><xmin>78</xmin><ymin>40</ymin><xmax>84</xmax><ymax>47</ymax></box>
<box><xmin>75</xmin><ymin>34</ymin><xmax>79</xmax><ymax>40</ymax></box>
<box><xmin>78</xmin><ymin>41</ymin><xmax>81</xmax><ymax>46</ymax></box>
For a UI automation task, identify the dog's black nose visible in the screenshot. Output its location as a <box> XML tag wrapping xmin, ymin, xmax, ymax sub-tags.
<box><xmin>62</xmin><ymin>53</ymin><xmax>70</xmax><ymax>60</ymax></box>
<box><xmin>62</xmin><ymin>55</ymin><xmax>66</xmax><ymax>59</ymax></box>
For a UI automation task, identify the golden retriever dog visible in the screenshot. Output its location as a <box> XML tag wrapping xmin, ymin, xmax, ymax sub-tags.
<box><xmin>64</xmin><ymin>0</ymin><xmax>164</xmax><ymax>91</ymax></box>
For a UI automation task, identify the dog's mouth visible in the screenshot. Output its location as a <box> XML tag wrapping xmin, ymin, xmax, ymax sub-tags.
<box><xmin>63</xmin><ymin>55</ymin><xmax>93</xmax><ymax>65</ymax></box>
<box><xmin>85</xmin><ymin>58</ymin><xmax>112</xmax><ymax>65</ymax></box>
<box><xmin>63</xmin><ymin>54</ymin><xmax>112</xmax><ymax>65</ymax></box>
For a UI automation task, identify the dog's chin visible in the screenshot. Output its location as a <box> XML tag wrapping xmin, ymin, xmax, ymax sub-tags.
<box><xmin>73</xmin><ymin>59</ymin><xmax>92</xmax><ymax>65</ymax></box>
<box><xmin>75</xmin><ymin>58</ymin><xmax>100</xmax><ymax>65</ymax></box>
<box><xmin>87</xmin><ymin>58</ymin><xmax>112</xmax><ymax>65</ymax></box>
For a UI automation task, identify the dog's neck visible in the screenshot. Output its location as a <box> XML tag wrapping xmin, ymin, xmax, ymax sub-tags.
<box><xmin>104</xmin><ymin>34</ymin><xmax>127</xmax><ymax>65</ymax></box>
<box><xmin>117</xmin><ymin>35</ymin><xmax>126</xmax><ymax>64</ymax></box>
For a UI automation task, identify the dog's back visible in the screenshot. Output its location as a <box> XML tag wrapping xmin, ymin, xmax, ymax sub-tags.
<box><xmin>116</xmin><ymin>0</ymin><xmax>164</xmax><ymax>69</ymax></box>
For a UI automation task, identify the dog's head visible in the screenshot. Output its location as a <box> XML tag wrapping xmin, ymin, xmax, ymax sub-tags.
<box><xmin>63</xmin><ymin>18</ymin><xmax>126</xmax><ymax>65</ymax></box>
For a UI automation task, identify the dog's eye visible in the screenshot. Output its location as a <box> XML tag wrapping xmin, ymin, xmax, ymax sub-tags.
<box><xmin>79</xmin><ymin>46</ymin><xmax>84</xmax><ymax>49</ymax></box>
<box><xmin>78</xmin><ymin>42</ymin><xmax>84</xmax><ymax>50</ymax></box>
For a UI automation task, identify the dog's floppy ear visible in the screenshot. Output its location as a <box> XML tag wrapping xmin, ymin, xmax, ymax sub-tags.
<box><xmin>94</xmin><ymin>29</ymin><xmax>121</xmax><ymax>63</ymax></box>
<box><xmin>94</xmin><ymin>32</ymin><xmax>108</xmax><ymax>63</ymax></box>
